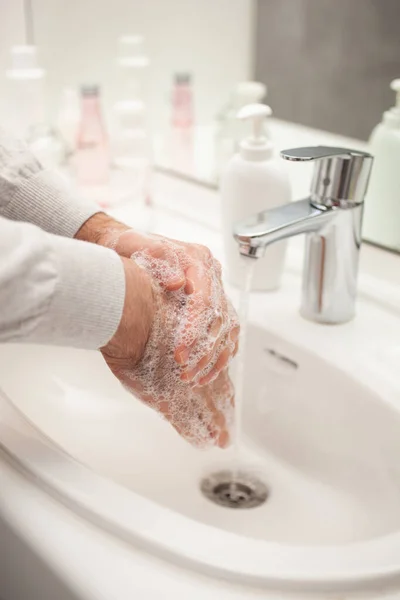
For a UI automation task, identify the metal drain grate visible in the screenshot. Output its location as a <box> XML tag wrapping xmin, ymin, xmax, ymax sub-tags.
<box><xmin>200</xmin><ymin>470</ymin><xmax>269</xmax><ymax>509</ymax></box>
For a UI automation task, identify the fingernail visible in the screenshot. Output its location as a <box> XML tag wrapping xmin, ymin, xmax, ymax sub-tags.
<box><xmin>199</xmin><ymin>371</ymin><xmax>217</xmax><ymax>386</ymax></box>
<box><xmin>167</xmin><ymin>275</ymin><xmax>185</xmax><ymax>289</ymax></box>
<box><xmin>176</xmin><ymin>348</ymin><xmax>190</xmax><ymax>364</ymax></box>
<box><xmin>218</xmin><ymin>431</ymin><xmax>230</xmax><ymax>448</ymax></box>
<box><xmin>185</xmin><ymin>278</ymin><xmax>195</xmax><ymax>294</ymax></box>
<box><xmin>230</xmin><ymin>328</ymin><xmax>240</xmax><ymax>343</ymax></box>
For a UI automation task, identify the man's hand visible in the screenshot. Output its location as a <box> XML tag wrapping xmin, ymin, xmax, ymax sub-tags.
<box><xmin>76</xmin><ymin>213</ymin><xmax>238</xmax><ymax>448</ymax></box>
<box><xmin>102</xmin><ymin>257</ymin><xmax>233</xmax><ymax>448</ymax></box>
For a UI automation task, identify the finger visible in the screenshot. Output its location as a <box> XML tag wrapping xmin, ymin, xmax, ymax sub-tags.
<box><xmin>192</xmin><ymin>292</ymin><xmax>229</xmax><ymax>371</ymax></box>
<box><xmin>213</xmin><ymin>258</ymin><xmax>223</xmax><ymax>280</ymax></box>
<box><xmin>174</xmin><ymin>343</ymin><xmax>192</xmax><ymax>366</ymax></box>
<box><xmin>148</xmin><ymin>243</ymin><xmax>185</xmax><ymax>290</ymax></box>
<box><xmin>182</xmin><ymin>261</ymin><xmax>227</xmax><ymax>349</ymax></box>
<box><xmin>180</xmin><ymin>258</ymin><xmax>225</xmax><ymax>370</ymax></box>
<box><xmin>209</xmin><ymin>315</ymin><xmax>223</xmax><ymax>337</ymax></box>
<box><xmin>200</xmin><ymin>382</ymin><xmax>227</xmax><ymax>445</ymax></box>
<box><xmin>204</xmin><ymin>377</ymin><xmax>231</xmax><ymax>449</ymax></box>
<box><xmin>114</xmin><ymin>230</ymin><xmax>154</xmax><ymax>256</ymax></box>
<box><xmin>180</xmin><ymin>320</ymin><xmax>222</xmax><ymax>381</ymax></box>
<box><xmin>198</xmin><ymin>347</ymin><xmax>231</xmax><ymax>386</ymax></box>
<box><xmin>173</xmin><ymin>294</ymin><xmax>207</xmax><ymax>366</ymax></box>
<box><xmin>218</xmin><ymin>430</ymin><xmax>230</xmax><ymax>449</ymax></box>
<box><xmin>230</xmin><ymin>325</ymin><xmax>240</xmax><ymax>344</ymax></box>
<box><xmin>169</xmin><ymin>408</ymin><xmax>219</xmax><ymax>448</ymax></box>
<box><xmin>184</xmin><ymin>264</ymin><xmax>209</xmax><ymax>301</ymax></box>
<box><xmin>212</xmin><ymin>371</ymin><xmax>234</xmax><ymax>446</ymax></box>
<box><xmin>116</xmin><ymin>231</ymin><xmax>186</xmax><ymax>291</ymax></box>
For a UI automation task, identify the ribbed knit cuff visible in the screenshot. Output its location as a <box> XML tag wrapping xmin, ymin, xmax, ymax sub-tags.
<box><xmin>4</xmin><ymin>170</ymin><xmax>100</xmax><ymax>238</ymax></box>
<box><xmin>34</xmin><ymin>235</ymin><xmax>125</xmax><ymax>349</ymax></box>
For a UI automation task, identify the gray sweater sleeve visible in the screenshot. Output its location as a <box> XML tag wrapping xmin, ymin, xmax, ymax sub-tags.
<box><xmin>0</xmin><ymin>128</ymin><xmax>125</xmax><ymax>349</ymax></box>
<box><xmin>0</xmin><ymin>127</ymin><xmax>100</xmax><ymax>236</ymax></box>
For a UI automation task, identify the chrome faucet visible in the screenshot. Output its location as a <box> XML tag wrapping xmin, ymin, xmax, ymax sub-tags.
<box><xmin>233</xmin><ymin>146</ymin><xmax>373</xmax><ymax>324</ymax></box>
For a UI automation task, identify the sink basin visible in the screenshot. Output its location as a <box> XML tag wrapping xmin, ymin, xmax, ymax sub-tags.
<box><xmin>1</xmin><ymin>299</ymin><xmax>400</xmax><ymax>594</ymax></box>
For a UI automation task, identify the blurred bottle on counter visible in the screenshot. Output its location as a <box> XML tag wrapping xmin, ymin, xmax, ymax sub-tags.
<box><xmin>56</xmin><ymin>87</ymin><xmax>80</xmax><ymax>158</ymax></box>
<box><xmin>171</xmin><ymin>72</ymin><xmax>194</xmax><ymax>129</ymax></box>
<box><xmin>215</xmin><ymin>81</ymin><xmax>267</xmax><ymax>179</ymax></box>
<box><xmin>115</xmin><ymin>35</ymin><xmax>150</xmax><ymax>102</ymax></box>
<box><xmin>111</xmin><ymin>35</ymin><xmax>153</xmax><ymax>206</ymax></box>
<box><xmin>5</xmin><ymin>45</ymin><xmax>64</xmax><ymax>169</ymax></box>
<box><xmin>363</xmin><ymin>78</ymin><xmax>400</xmax><ymax>252</ymax></box>
<box><xmin>74</xmin><ymin>85</ymin><xmax>109</xmax><ymax>186</ymax></box>
<box><xmin>166</xmin><ymin>72</ymin><xmax>195</xmax><ymax>175</ymax></box>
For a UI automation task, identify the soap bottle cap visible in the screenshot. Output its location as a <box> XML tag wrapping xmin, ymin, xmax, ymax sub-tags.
<box><xmin>233</xmin><ymin>82</ymin><xmax>267</xmax><ymax>107</ymax></box>
<box><xmin>383</xmin><ymin>78</ymin><xmax>400</xmax><ymax>127</ymax></box>
<box><xmin>237</xmin><ymin>103</ymin><xmax>274</xmax><ymax>161</ymax></box>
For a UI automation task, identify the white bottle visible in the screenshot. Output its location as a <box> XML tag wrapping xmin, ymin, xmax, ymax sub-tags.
<box><xmin>220</xmin><ymin>103</ymin><xmax>291</xmax><ymax>291</ymax></box>
<box><xmin>363</xmin><ymin>79</ymin><xmax>400</xmax><ymax>252</ymax></box>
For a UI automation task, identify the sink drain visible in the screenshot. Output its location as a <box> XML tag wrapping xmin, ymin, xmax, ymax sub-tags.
<box><xmin>200</xmin><ymin>470</ymin><xmax>268</xmax><ymax>509</ymax></box>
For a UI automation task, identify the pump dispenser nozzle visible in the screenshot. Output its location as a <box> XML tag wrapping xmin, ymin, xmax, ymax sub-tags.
<box><xmin>382</xmin><ymin>78</ymin><xmax>400</xmax><ymax>126</ymax></box>
<box><xmin>390</xmin><ymin>79</ymin><xmax>400</xmax><ymax>111</ymax></box>
<box><xmin>237</xmin><ymin>103</ymin><xmax>273</xmax><ymax>161</ymax></box>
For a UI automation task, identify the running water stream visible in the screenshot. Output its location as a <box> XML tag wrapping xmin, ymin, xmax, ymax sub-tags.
<box><xmin>229</xmin><ymin>260</ymin><xmax>256</xmax><ymax>500</ymax></box>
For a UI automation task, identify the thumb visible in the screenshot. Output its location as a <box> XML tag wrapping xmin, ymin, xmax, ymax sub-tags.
<box><xmin>115</xmin><ymin>230</ymin><xmax>185</xmax><ymax>291</ymax></box>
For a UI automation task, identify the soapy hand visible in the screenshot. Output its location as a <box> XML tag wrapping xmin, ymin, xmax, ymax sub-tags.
<box><xmin>100</xmin><ymin>223</ymin><xmax>240</xmax><ymax>386</ymax></box>
<box><xmin>79</xmin><ymin>214</ymin><xmax>239</xmax><ymax>448</ymax></box>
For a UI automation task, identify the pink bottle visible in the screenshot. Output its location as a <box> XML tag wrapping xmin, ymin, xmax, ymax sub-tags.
<box><xmin>75</xmin><ymin>85</ymin><xmax>109</xmax><ymax>185</ymax></box>
<box><xmin>171</xmin><ymin>73</ymin><xmax>194</xmax><ymax>128</ymax></box>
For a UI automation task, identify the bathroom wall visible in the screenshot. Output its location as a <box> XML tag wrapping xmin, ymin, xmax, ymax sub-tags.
<box><xmin>0</xmin><ymin>0</ymin><xmax>255</xmax><ymax>129</ymax></box>
<box><xmin>255</xmin><ymin>0</ymin><xmax>400</xmax><ymax>140</ymax></box>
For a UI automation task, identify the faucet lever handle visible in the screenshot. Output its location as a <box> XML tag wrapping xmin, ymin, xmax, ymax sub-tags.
<box><xmin>280</xmin><ymin>146</ymin><xmax>371</xmax><ymax>162</ymax></box>
<box><xmin>280</xmin><ymin>146</ymin><xmax>373</xmax><ymax>207</ymax></box>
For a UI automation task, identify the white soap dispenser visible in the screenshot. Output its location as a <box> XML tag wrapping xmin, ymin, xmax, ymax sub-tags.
<box><xmin>363</xmin><ymin>79</ymin><xmax>400</xmax><ymax>252</ymax></box>
<box><xmin>220</xmin><ymin>103</ymin><xmax>291</xmax><ymax>290</ymax></box>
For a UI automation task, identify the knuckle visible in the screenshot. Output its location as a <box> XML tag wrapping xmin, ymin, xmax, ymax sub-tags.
<box><xmin>196</xmin><ymin>244</ymin><xmax>212</xmax><ymax>259</ymax></box>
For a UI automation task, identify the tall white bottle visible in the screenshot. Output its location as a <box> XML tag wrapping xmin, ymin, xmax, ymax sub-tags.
<box><xmin>220</xmin><ymin>104</ymin><xmax>291</xmax><ymax>291</ymax></box>
<box><xmin>363</xmin><ymin>79</ymin><xmax>400</xmax><ymax>252</ymax></box>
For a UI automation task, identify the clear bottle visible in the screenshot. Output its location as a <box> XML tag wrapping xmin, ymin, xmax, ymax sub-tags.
<box><xmin>171</xmin><ymin>72</ymin><xmax>194</xmax><ymax>129</ymax></box>
<box><xmin>220</xmin><ymin>104</ymin><xmax>291</xmax><ymax>291</ymax></box>
<box><xmin>5</xmin><ymin>45</ymin><xmax>65</xmax><ymax>169</ymax></box>
<box><xmin>5</xmin><ymin>45</ymin><xmax>46</xmax><ymax>138</ymax></box>
<box><xmin>115</xmin><ymin>35</ymin><xmax>150</xmax><ymax>101</ymax></box>
<box><xmin>363</xmin><ymin>79</ymin><xmax>400</xmax><ymax>252</ymax></box>
<box><xmin>75</xmin><ymin>85</ymin><xmax>109</xmax><ymax>186</ymax></box>
<box><xmin>111</xmin><ymin>35</ymin><xmax>153</xmax><ymax>205</ymax></box>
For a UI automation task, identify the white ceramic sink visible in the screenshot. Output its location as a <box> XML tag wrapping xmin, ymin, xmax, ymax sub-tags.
<box><xmin>1</xmin><ymin>288</ymin><xmax>400</xmax><ymax>594</ymax></box>
<box><xmin>1</xmin><ymin>176</ymin><xmax>400</xmax><ymax>596</ymax></box>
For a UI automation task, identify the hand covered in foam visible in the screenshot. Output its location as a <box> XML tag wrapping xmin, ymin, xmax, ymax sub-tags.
<box><xmin>103</xmin><ymin>227</ymin><xmax>240</xmax><ymax>386</ymax></box>
<box><xmin>99</xmin><ymin>225</ymin><xmax>239</xmax><ymax>448</ymax></box>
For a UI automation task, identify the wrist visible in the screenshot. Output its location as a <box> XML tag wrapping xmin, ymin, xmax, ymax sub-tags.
<box><xmin>74</xmin><ymin>213</ymin><xmax>128</xmax><ymax>246</ymax></box>
<box><xmin>101</xmin><ymin>256</ymin><xmax>154</xmax><ymax>367</ymax></box>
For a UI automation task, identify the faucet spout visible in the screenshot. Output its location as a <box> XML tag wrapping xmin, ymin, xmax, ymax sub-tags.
<box><xmin>233</xmin><ymin>198</ymin><xmax>335</xmax><ymax>258</ymax></box>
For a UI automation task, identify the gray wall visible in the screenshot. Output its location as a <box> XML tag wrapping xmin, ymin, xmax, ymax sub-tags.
<box><xmin>255</xmin><ymin>0</ymin><xmax>400</xmax><ymax>140</ymax></box>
